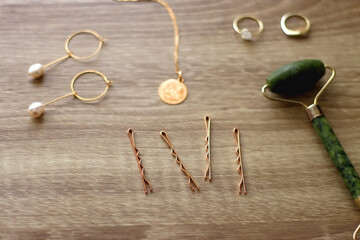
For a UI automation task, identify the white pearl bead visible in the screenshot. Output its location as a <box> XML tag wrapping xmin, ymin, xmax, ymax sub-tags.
<box><xmin>28</xmin><ymin>63</ymin><xmax>44</xmax><ymax>78</ymax></box>
<box><xmin>241</xmin><ymin>28</ymin><xmax>253</xmax><ymax>41</ymax></box>
<box><xmin>28</xmin><ymin>102</ymin><xmax>45</xmax><ymax>118</ymax></box>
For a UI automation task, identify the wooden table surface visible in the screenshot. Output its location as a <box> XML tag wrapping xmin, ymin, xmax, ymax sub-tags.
<box><xmin>1</xmin><ymin>0</ymin><xmax>360</xmax><ymax>239</ymax></box>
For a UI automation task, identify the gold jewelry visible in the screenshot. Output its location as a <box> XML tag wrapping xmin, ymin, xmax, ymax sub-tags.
<box><xmin>28</xmin><ymin>30</ymin><xmax>106</xmax><ymax>79</ymax></box>
<box><xmin>28</xmin><ymin>70</ymin><xmax>112</xmax><ymax>118</ymax></box>
<box><xmin>204</xmin><ymin>116</ymin><xmax>212</xmax><ymax>181</ymax></box>
<box><xmin>127</xmin><ymin>129</ymin><xmax>153</xmax><ymax>194</ymax></box>
<box><xmin>233</xmin><ymin>128</ymin><xmax>246</xmax><ymax>195</ymax></box>
<box><xmin>114</xmin><ymin>0</ymin><xmax>188</xmax><ymax>105</ymax></box>
<box><xmin>281</xmin><ymin>13</ymin><xmax>311</xmax><ymax>37</ymax></box>
<box><xmin>233</xmin><ymin>15</ymin><xmax>264</xmax><ymax>41</ymax></box>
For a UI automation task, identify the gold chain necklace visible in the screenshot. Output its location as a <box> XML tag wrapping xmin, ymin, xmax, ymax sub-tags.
<box><xmin>115</xmin><ymin>0</ymin><xmax>188</xmax><ymax>105</ymax></box>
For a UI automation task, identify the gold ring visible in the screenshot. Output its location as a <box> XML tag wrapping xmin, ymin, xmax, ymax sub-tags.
<box><xmin>281</xmin><ymin>13</ymin><xmax>311</xmax><ymax>37</ymax></box>
<box><xmin>65</xmin><ymin>30</ymin><xmax>105</xmax><ymax>60</ymax></box>
<box><xmin>71</xmin><ymin>70</ymin><xmax>111</xmax><ymax>102</ymax></box>
<box><xmin>233</xmin><ymin>15</ymin><xmax>264</xmax><ymax>41</ymax></box>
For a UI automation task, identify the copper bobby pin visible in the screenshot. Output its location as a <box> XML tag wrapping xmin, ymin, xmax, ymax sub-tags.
<box><xmin>204</xmin><ymin>116</ymin><xmax>212</xmax><ymax>181</ymax></box>
<box><xmin>127</xmin><ymin>128</ymin><xmax>153</xmax><ymax>194</ymax></box>
<box><xmin>233</xmin><ymin>128</ymin><xmax>247</xmax><ymax>195</ymax></box>
<box><xmin>160</xmin><ymin>131</ymin><xmax>200</xmax><ymax>191</ymax></box>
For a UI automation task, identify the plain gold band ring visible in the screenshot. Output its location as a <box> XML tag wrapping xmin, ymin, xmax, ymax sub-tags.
<box><xmin>233</xmin><ymin>16</ymin><xmax>264</xmax><ymax>40</ymax></box>
<box><xmin>281</xmin><ymin>13</ymin><xmax>311</xmax><ymax>37</ymax></box>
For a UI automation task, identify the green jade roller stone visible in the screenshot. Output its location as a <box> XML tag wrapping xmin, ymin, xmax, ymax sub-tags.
<box><xmin>267</xmin><ymin>59</ymin><xmax>360</xmax><ymax>205</ymax></box>
<box><xmin>266</xmin><ymin>59</ymin><xmax>325</xmax><ymax>94</ymax></box>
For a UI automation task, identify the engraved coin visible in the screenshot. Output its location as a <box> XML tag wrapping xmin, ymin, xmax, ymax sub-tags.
<box><xmin>158</xmin><ymin>79</ymin><xmax>188</xmax><ymax>105</ymax></box>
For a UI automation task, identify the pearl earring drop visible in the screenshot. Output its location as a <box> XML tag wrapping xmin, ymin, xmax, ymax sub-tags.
<box><xmin>28</xmin><ymin>30</ymin><xmax>106</xmax><ymax>79</ymax></box>
<box><xmin>28</xmin><ymin>63</ymin><xmax>45</xmax><ymax>78</ymax></box>
<box><xmin>28</xmin><ymin>102</ymin><xmax>45</xmax><ymax>118</ymax></box>
<box><xmin>28</xmin><ymin>70</ymin><xmax>112</xmax><ymax>118</ymax></box>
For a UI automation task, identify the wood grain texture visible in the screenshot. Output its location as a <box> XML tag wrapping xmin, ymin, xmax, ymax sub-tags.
<box><xmin>1</xmin><ymin>0</ymin><xmax>360</xmax><ymax>239</ymax></box>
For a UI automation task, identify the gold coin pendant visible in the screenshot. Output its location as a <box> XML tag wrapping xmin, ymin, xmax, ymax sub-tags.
<box><xmin>158</xmin><ymin>79</ymin><xmax>188</xmax><ymax>105</ymax></box>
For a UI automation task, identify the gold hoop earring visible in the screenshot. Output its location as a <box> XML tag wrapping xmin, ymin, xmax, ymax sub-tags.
<box><xmin>281</xmin><ymin>13</ymin><xmax>311</xmax><ymax>37</ymax></box>
<box><xmin>28</xmin><ymin>70</ymin><xmax>112</xmax><ymax>118</ymax></box>
<box><xmin>28</xmin><ymin>30</ymin><xmax>106</xmax><ymax>79</ymax></box>
<box><xmin>233</xmin><ymin>15</ymin><xmax>264</xmax><ymax>41</ymax></box>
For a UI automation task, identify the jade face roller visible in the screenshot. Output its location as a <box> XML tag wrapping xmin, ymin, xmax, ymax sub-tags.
<box><xmin>262</xmin><ymin>59</ymin><xmax>360</xmax><ymax>208</ymax></box>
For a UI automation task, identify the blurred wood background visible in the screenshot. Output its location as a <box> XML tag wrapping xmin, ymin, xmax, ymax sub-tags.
<box><xmin>1</xmin><ymin>0</ymin><xmax>360</xmax><ymax>239</ymax></box>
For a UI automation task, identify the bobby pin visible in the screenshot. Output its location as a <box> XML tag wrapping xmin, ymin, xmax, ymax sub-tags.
<box><xmin>204</xmin><ymin>116</ymin><xmax>212</xmax><ymax>181</ymax></box>
<box><xmin>233</xmin><ymin>128</ymin><xmax>246</xmax><ymax>195</ymax></box>
<box><xmin>127</xmin><ymin>128</ymin><xmax>153</xmax><ymax>194</ymax></box>
<box><xmin>160</xmin><ymin>131</ymin><xmax>200</xmax><ymax>191</ymax></box>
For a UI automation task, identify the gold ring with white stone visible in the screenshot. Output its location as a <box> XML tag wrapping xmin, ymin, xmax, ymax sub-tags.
<box><xmin>281</xmin><ymin>13</ymin><xmax>311</xmax><ymax>37</ymax></box>
<box><xmin>233</xmin><ymin>15</ymin><xmax>264</xmax><ymax>41</ymax></box>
